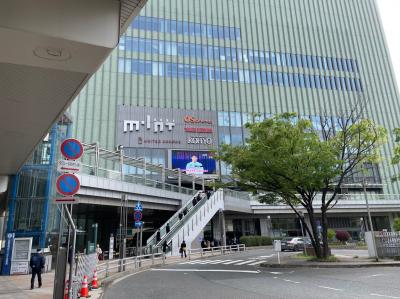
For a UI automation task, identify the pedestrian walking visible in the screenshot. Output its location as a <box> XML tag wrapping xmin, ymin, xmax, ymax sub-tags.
<box><xmin>96</xmin><ymin>244</ymin><xmax>103</xmax><ymax>260</ymax></box>
<box><xmin>162</xmin><ymin>241</ymin><xmax>169</xmax><ymax>255</ymax></box>
<box><xmin>166</xmin><ymin>223</ymin><xmax>170</xmax><ymax>233</ymax></box>
<box><xmin>156</xmin><ymin>229</ymin><xmax>161</xmax><ymax>241</ymax></box>
<box><xmin>180</xmin><ymin>240</ymin><xmax>187</xmax><ymax>258</ymax></box>
<box><xmin>30</xmin><ymin>248</ymin><xmax>45</xmax><ymax>290</ymax></box>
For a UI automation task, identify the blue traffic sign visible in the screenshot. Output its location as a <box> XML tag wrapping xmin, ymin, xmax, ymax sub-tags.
<box><xmin>60</xmin><ymin>139</ymin><xmax>84</xmax><ymax>160</ymax></box>
<box><xmin>134</xmin><ymin>211</ymin><xmax>143</xmax><ymax>222</ymax></box>
<box><xmin>135</xmin><ymin>221</ymin><xmax>143</xmax><ymax>227</ymax></box>
<box><xmin>134</xmin><ymin>202</ymin><xmax>143</xmax><ymax>211</ymax></box>
<box><xmin>56</xmin><ymin>174</ymin><xmax>80</xmax><ymax>196</ymax></box>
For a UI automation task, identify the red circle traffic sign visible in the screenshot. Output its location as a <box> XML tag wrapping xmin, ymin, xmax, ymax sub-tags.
<box><xmin>134</xmin><ymin>211</ymin><xmax>143</xmax><ymax>222</ymax></box>
<box><xmin>60</xmin><ymin>139</ymin><xmax>84</xmax><ymax>160</ymax></box>
<box><xmin>56</xmin><ymin>174</ymin><xmax>80</xmax><ymax>196</ymax></box>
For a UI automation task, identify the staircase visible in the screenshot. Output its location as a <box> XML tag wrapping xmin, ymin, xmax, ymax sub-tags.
<box><xmin>146</xmin><ymin>189</ymin><xmax>225</xmax><ymax>256</ymax></box>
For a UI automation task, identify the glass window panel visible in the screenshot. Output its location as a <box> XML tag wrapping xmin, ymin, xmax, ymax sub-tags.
<box><xmin>326</xmin><ymin>76</ymin><xmax>331</xmax><ymax>89</ymax></box>
<box><xmin>267</xmin><ymin>71</ymin><xmax>273</xmax><ymax>85</ymax></box>
<box><xmin>152</xmin><ymin>62</ymin><xmax>158</xmax><ymax>76</ymax></box>
<box><xmin>229</xmin><ymin>28</ymin><xmax>236</xmax><ymax>40</ymax></box>
<box><xmin>299</xmin><ymin>74</ymin><xmax>305</xmax><ymax>87</ymax></box>
<box><xmin>145</xmin><ymin>17</ymin><xmax>153</xmax><ymax>31</ymax></box>
<box><xmin>283</xmin><ymin>73</ymin><xmax>289</xmax><ymax>86</ymax></box>
<box><xmin>145</xmin><ymin>61</ymin><xmax>152</xmax><ymax>75</ymax></box>
<box><xmin>286</xmin><ymin>53</ymin><xmax>292</xmax><ymax>66</ymax></box>
<box><xmin>350</xmin><ymin>78</ymin><xmax>356</xmax><ymax>91</ymax></box>
<box><xmin>131</xmin><ymin>18</ymin><xmax>140</xmax><ymax>29</ymax></box>
<box><xmin>305</xmin><ymin>74</ymin><xmax>311</xmax><ymax>88</ymax></box>
<box><xmin>202</xmin><ymin>46</ymin><xmax>208</xmax><ymax>59</ymax></box>
<box><xmin>244</xmin><ymin>70</ymin><xmax>250</xmax><ymax>83</ymax></box>
<box><xmin>220</xmin><ymin>68</ymin><xmax>227</xmax><ymax>81</ymax></box>
<box><xmin>310</xmin><ymin>75</ymin><xmax>316</xmax><ymax>88</ymax></box>
<box><xmin>311</xmin><ymin>116</ymin><xmax>322</xmax><ymax>130</ymax></box>
<box><xmin>307</xmin><ymin>55</ymin><xmax>312</xmax><ymax>68</ymax></box>
<box><xmin>188</xmin><ymin>22</ymin><xmax>195</xmax><ymax>35</ymax></box>
<box><xmin>259</xmin><ymin>51</ymin><xmax>265</xmax><ymax>64</ymax></box>
<box><xmin>170</xmin><ymin>20</ymin><xmax>177</xmax><ymax>33</ymax></box>
<box><xmin>201</xmin><ymin>24</ymin><xmax>207</xmax><ymax>37</ymax></box>
<box><xmin>194</xmin><ymin>23</ymin><xmax>201</xmax><ymax>36</ymax></box>
<box><xmin>296</xmin><ymin>54</ymin><xmax>302</xmax><ymax>67</ymax></box>
<box><xmin>159</xmin><ymin>62</ymin><xmax>165</xmax><ymax>77</ymax></box>
<box><xmin>152</xmin><ymin>18</ymin><xmax>159</xmax><ymax>31</ymax></box>
<box><xmin>223</xmin><ymin>27</ymin><xmax>230</xmax><ymax>39</ymax></box>
<box><xmin>342</xmin><ymin>59</ymin><xmax>348</xmax><ymax>72</ymax></box>
<box><xmin>197</xmin><ymin>66</ymin><xmax>203</xmax><ymax>80</ymax></box>
<box><xmin>151</xmin><ymin>39</ymin><xmax>159</xmax><ymax>54</ymax></box>
<box><xmin>249</xmin><ymin>70</ymin><xmax>256</xmax><ymax>83</ymax></box>
<box><xmin>207</xmin><ymin>25</ymin><xmax>213</xmax><ymax>38</ymax></box>
<box><xmin>131</xmin><ymin>59</ymin><xmax>139</xmax><ymax>74</ymax></box>
<box><xmin>261</xmin><ymin>71</ymin><xmax>267</xmax><ymax>84</ymax></box>
<box><xmin>191</xmin><ymin>65</ymin><xmax>197</xmax><ymax>80</ymax></box>
<box><xmin>184</xmin><ymin>43</ymin><xmax>190</xmax><ymax>56</ymax></box>
<box><xmin>248</xmin><ymin>50</ymin><xmax>254</xmax><ymax>63</ymax></box>
<box><xmin>347</xmin><ymin>59</ymin><xmax>353</xmax><ymax>72</ymax></box>
<box><xmin>235</xmin><ymin>28</ymin><xmax>241</xmax><ymax>40</ymax></box>
<box><xmin>118</xmin><ymin>58</ymin><xmax>125</xmax><ymax>73</ymax></box>
<box><xmin>337</xmin><ymin>59</ymin><xmax>343</xmax><ymax>71</ymax></box>
<box><xmin>332</xmin><ymin>58</ymin><xmax>338</xmax><ymax>70</ymax></box>
<box><xmin>196</xmin><ymin>44</ymin><xmax>202</xmax><ymax>59</ymax></box>
<box><xmin>346</xmin><ymin>77</ymin><xmax>351</xmax><ymax>91</ymax></box>
<box><xmin>231</xmin><ymin>48</ymin><xmax>237</xmax><ymax>62</ymax></box>
<box><xmin>294</xmin><ymin>73</ymin><xmax>300</xmax><ymax>87</ymax></box>
<box><xmin>302</xmin><ymin>55</ymin><xmax>308</xmax><ymax>68</ymax></box>
<box><xmin>177</xmin><ymin>64</ymin><xmax>184</xmax><ymax>77</ymax></box>
<box><xmin>317</xmin><ymin>56</ymin><xmax>323</xmax><ymax>69</ymax></box>
<box><xmin>336</xmin><ymin>77</ymin><xmax>342</xmax><ymax>90</ymax></box>
<box><xmin>315</xmin><ymin>75</ymin><xmax>321</xmax><ymax>89</ymax></box>
<box><xmin>281</xmin><ymin>53</ymin><xmax>287</xmax><ymax>66</ymax></box>
<box><xmin>255</xmin><ymin>70</ymin><xmax>261</xmax><ymax>84</ymax></box>
<box><xmin>270</xmin><ymin>52</ymin><xmax>276</xmax><ymax>65</ymax></box>
<box><xmin>215</xmin><ymin>67</ymin><xmax>221</xmax><ymax>81</ymax></box>
<box><xmin>291</xmin><ymin>54</ymin><xmax>297</xmax><ymax>67</ymax></box>
<box><xmin>327</xmin><ymin>58</ymin><xmax>333</xmax><ymax>70</ymax></box>
<box><xmin>238</xmin><ymin>70</ymin><xmax>244</xmax><ymax>83</ymax></box>
<box><xmin>320</xmin><ymin>75</ymin><xmax>326</xmax><ymax>89</ymax></box>
<box><xmin>322</xmin><ymin>57</ymin><xmax>328</xmax><ymax>70</ymax></box>
<box><xmin>176</xmin><ymin>21</ymin><xmax>183</xmax><ymax>34</ymax></box>
<box><xmin>203</xmin><ymin>66</ymin><xmax>209</xmax><ymax>80</ymax></box>
<box><xmin>312</xmin><ymin>56</ymin><xmax>318</xmax><ymax>68</ymax></box>
<box><xmin>227</xmin><ymin>69</ymin><xmax>233</xmax><ymax>81</ymax></box>
<box><xmin>232</xmin><ymin>69</ymin><xmax>239</xmax><ymax>82</ymax></box>
<box><xmin>212</xmin><ymin>25</ymin><xmax>219</xmax><ymax>38</ymax></box>
<box><xmin>190</xmin><ymin>44</ymin><xmax>196</xmax><ymax>57</ymax></box>
<box><xmin>330</xmin><ymin>77</ymin><xmax>336</xmax><ymax>89</ymax></box>
<box><xmin>276</xmin><ymin>53</ymin><xmax>281</xmax><ymax>66</ymax></box>
<box><xmin>265</xmin><ymin>51</ymin><xmax>271</xmax><ymax>64</ymax></box>
<box><xmin>219</xmin><ymin>47</ymin><xmax>226</xmax><ymax>61</ymax></box>
<box><xmin>288</xmin><ymin>73</ymin><xmax>294</xmax><ymax>87</ymax></box>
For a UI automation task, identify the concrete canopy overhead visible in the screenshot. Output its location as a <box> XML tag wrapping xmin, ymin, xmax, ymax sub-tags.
<box><xmin>0</xmin><ymin>0</ymin><xmax>147</xmax><ymax>175</ymax></box>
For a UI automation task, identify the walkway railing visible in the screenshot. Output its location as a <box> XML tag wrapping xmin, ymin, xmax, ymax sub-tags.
<box><xmin>188</xmin><ymin>244</ymin><xmax>246</xmax><ymax>260</ymax></box>
<box><xmin>96</xmin><ymin>252</ymin><xmax>166</xmax><ymax>280</ymax></box>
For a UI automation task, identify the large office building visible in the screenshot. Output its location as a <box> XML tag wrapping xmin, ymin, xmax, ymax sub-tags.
<box><xmin>3</xmin><ymin>0</ymin><xmax>400</xmax><ymax>256</ymax></box>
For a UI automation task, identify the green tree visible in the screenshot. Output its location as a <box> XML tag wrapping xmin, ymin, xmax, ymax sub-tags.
<box><xmin>327</xmin><ymin>229</ymin><xmax>336</xmax><ymax>242</ymax></box>
<box><xmin>219</xmin><ymin>108</ymin><xmax>387</xmax><ymax>258</ymax></box>
<box><xmin>393</xmin><ymin>218</ymin><xmax>400</xmax><ymax>232</ymax></box>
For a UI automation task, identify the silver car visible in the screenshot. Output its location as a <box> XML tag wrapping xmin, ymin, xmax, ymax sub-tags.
<box><xmin>281</xmin><ymin>237</ymin><xmax>309</xmax><ymax>251</ymax></box>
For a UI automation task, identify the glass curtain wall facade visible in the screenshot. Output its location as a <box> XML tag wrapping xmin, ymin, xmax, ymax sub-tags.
<box><xmin>69</xmin><ymin>0</ymin><xmax>400</xmax><ymax>194</ymax></box>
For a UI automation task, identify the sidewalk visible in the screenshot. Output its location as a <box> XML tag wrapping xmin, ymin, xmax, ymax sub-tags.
<box><xmin>261</xmin><ymin>249</ymin><xmax>400</xmax><ymax>268</ymax></box>
<box><xmin>0</xmin><ymin>271</ymin><xmax>54</xmax><ymax>299</ymax></box>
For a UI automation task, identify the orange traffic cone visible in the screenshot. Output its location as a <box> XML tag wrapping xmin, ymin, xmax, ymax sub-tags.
<box><xmin>64</xmin><ymin>280</ymin><xmax>69</xmax><ymax>299</ymax></box>
<box><xmin>91</xmin><ymin>270</ymin><xmax>99</xmax><ymax>289</ymax></box>
<box><xmin>80</xmin><ymin>275</ymin><xmax>89</xmax><ymax>298</ymax></box>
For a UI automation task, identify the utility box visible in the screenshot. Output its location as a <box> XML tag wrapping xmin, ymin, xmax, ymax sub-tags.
<box><xmin>273</xmin><ymin>240</ymin><xmax>281</xmax><ymax>252</ymax></box>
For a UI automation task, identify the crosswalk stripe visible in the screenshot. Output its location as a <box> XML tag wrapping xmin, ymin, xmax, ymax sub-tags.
<box><xmin>248</xmin><ymin>260</ymin><xmax>266</xmax><ymax>266</ymax></box>
<box><xmin>222</xmin><ymin>260</ymin><xmax>243</xmax><ymax>264</ymax></box>
<box><xmin>208</xmin><ymin>260</ymin><xmax>230</xmax><ymax>264</ymax></box>
<box><xmin>234</xmin><ymin>260</ymin><xmax>256</xmax><ymax>265</ymax></box>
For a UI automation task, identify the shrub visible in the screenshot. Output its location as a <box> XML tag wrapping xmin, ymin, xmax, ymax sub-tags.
<box><xmin>327</xmin><ymin>229</ymin><xmax>336</xmax><ymax>241</ymax></box>
<box><xmin>239</xmin><ymin>236</ymin><xmax>273</xmax><ymax>247</ymax></box>
<box><xmin>393</xmin><ymin>217</ymin><xmax>400</xmax><ymax>232</ymax></box>
<box><xmin>335</xmin><ymin>231</ymin><xmax>351</xmax><ymax>243</ymax></box>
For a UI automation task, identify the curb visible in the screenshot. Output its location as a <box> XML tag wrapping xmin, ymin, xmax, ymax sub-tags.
<box><xmin>261</xmin><ymin>262</ymin><xmax>400</xmax><ymax>269</ymax></box>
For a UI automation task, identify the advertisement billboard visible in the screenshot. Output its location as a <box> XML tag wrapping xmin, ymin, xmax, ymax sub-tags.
<box><xmin>171</xmin><ymin>150</ymin><xmax>217</xmax><ymax>175</ymax></box>
<box><xmin>116</xmin><ymin>106</ymin><xmax>217</xmax><ymax>150</ymax></box>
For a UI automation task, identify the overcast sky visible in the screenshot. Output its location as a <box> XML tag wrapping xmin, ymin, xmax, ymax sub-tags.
<box><xmin>377</xmin><ymin>0</ymin><xmax>400</xmax><ymax>92</ymax></box>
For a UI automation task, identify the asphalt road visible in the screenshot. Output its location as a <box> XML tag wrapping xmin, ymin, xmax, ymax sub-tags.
<box><xmin>104</xmin><ymin>249</ymin><xmax>400</xmax><ymax>299</ymax></box>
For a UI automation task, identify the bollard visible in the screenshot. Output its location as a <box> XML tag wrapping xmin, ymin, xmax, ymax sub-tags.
<box><xmin>105</xmin><ymin>261</ymin><xmax>109</xmax><ymax>277</ymax></box>
<box><xmin>151</xmin><ymin>253</ymin><xmax>154</xmax><ymax>265</ymax></box>
<box><xmin>162</xmin><ymin>253</ymin><xmax>166</xmax><ymax>265</ymax></box>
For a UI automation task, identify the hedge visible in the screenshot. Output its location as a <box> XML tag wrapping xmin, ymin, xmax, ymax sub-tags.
<box><xmin>239</xmin><ymin>236</ymin><xmax>273</xmax><ymax>247</ymax></box>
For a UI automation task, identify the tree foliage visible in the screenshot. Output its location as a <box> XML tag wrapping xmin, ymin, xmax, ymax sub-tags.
<box><xmin>393</xmin><ymin>218</ymin><xmax>400</xmax><ymax>232</ymax></box>
<box><xmin>218</xmin><ymin>105</ymin><xmax>387</xmax><ymax>258</ymax></box>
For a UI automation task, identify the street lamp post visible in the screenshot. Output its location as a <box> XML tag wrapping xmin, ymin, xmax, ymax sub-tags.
<box><xmin>362</xmin><ymin>177</ymin><xmax>378</xmax><ymax>261</ymax></box>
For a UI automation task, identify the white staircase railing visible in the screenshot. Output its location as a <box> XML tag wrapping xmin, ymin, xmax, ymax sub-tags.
<box><xmin>170</xmin><ymin>190</ymin><xmax>225</xmax><ymax>256</ymax></box>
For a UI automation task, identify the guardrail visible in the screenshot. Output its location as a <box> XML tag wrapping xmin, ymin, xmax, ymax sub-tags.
<box><xmin>188</xmin><ymin>244</ymin><xmax>246</xmax><ymax>260</ymax></box>
<box><xmin>96</xmin><ymin>252</ymin><xmax>166</xmax><ymax>280</ymax></box>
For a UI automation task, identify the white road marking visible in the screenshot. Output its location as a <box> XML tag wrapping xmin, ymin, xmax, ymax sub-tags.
<box><xmin>269</xmin><ymin>271</ymin><xmax>283</xmax><ymax>275</ymax></box>
<box><xmin>223</xmin><ymin>260</ymin><xmax>244</xmax><ymax>264</ymax></box>
<box><xmin>248</xmin><ymin>260</ymin><xmax>266</xmax><ymax>266</ymax></box>
<box><xmin>151</xmin><ymin>268</ymin><xmax>261</xmax><ymax>274</ymax></box>
<box><xmin>234</xmin><ymin>260</ymin><xmax>256</xmax><ymax>265</ymax></box>
<box><xmin>317</xmin><ymin>286</ymin><xmax>343</xmax><ymax>291</ymax></box>
<box><xmin>207</xmin><ymin>260</ymin><xmax>227</xmax><ymax>264</ymax></box>
<box><xmin>370</xmin><ymin>294</ymin><xmax>400</xmax><ymax>299</ymax></box>
<box><xmin>283</xmin><ymin>279</ymin><xmax>301</xmax><ymax>284</ymax></box>
<box><xmin>258</xmin><ymin>255</ymin><xmax>274</xmax><ymax>258</ymax></box>
<box><xmin>366</xmin><ymin>274</ymin><xmax>385</xmax><ymax>278</ymax></box>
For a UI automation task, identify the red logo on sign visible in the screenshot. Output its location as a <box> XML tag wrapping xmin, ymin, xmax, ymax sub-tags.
<box><xmin>184</xmin><ymin>127</ymin><xmax>213</xmax><ymax>133</ymax></box>
<box><xmin>184</xmin><ymin>115</ymin><xmax>213</xmax><ymax>125</ymax></box>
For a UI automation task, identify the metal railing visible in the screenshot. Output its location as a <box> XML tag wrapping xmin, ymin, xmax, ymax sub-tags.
<box><xmin>146</xmin><ymin>191</ymin><xmax>208</xmax><ymax>249</ymax></box>
<box><xmin>96</xmin><ymin>252</ymin><xmax>166</xmax><ymax>279</ymax></box>
<box><xmin>375</xmin><ymin>231</ymin><xmax>400</xmax><ymax>258</ymax></box>
<box><xmin>80</xmin><ymin>164</ymin><xmax>196</xmax><ymax>196</ymax></box>
<box><xmin>188</xmin><ymin>244</ymin><xmax>246</xmax><ymax>260</ymax></box>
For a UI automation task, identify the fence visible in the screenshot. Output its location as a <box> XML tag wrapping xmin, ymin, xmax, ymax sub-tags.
<box><xmin>96</xmin><ymin>252</ymin><xmax>166</xmax><ymax>280</ymax></box>
<box><xmin>188</xmin><ymin>244</ymin><xmax>246</xmax><ymax>260</ymax></box>
<box><xmin>375</xmin><ymin>232</ymin><xmax>400</xmax><ymax>258</ymax></box>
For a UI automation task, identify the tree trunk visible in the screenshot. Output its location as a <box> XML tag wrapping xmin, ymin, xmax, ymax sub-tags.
<box><xmin>307</xmin><ymin>208</ymin><xmax>322</xmax><ymax>258</ymax></box>
<box><xmin>321</xmin><ymin>206</ymin><xmax>329</xmax><ymax>258</ymax></box>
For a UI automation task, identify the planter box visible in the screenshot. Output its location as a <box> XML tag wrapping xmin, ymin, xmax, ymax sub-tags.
<box><xmin>305</xmin><ymin>246</ymin><xmax>331</xmax><ymax>256</ymax></box>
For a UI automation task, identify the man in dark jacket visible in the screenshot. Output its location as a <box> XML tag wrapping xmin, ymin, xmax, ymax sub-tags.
<box><xmin>30</xmin><ymin>248</ymin><xmax>45</xmax><ymax>290</ymax></box>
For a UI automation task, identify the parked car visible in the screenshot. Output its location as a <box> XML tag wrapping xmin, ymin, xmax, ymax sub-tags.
<box><xmin>281</xmin><ymin>237</ymin><xmax>310</xmax><ymax>251</ymax></box>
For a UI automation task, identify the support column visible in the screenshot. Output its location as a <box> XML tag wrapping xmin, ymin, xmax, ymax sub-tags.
<box><xmin>219</xmin><ymin>209</ymin><xmax>226</xmax><ymax>247</ymax></box>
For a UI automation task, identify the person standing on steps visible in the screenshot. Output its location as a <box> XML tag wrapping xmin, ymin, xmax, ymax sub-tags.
<box><xmin>166</xmin><ymin>223</ymin><xmax>170</xmax><ymax>234</ymax></box>
<box><xmin>162</xmin><ymin>241</ymin><xmax>169</xmax><ymax>256</ymax></box>
<box><xmin>30</xmin><ymin>248</ymin><xmax>45</xmax><ymax>290</ymax></box>
<box><xmin>180</xmin><ymin>240</ymin><xmax>187</xmax><ymax>258</ymax></box>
